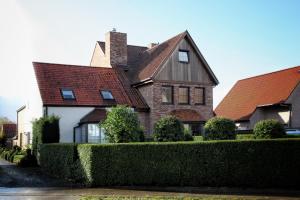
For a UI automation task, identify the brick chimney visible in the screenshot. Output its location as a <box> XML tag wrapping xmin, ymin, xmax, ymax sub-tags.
<box><xmin>105</xmin><ymin>30</ymin><xmax>127</xmax><ymax>66</ymax></box>
<box><xmin>148</xmin><ymin>43</ymin><xmax>158</xmax><ymax>49</ymax></box>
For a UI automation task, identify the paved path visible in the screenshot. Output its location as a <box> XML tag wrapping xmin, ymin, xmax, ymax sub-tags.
<box><xmin>0</xmin><ymin>159</ymin><xmax>300</xmax><ymax>200</ymax></box>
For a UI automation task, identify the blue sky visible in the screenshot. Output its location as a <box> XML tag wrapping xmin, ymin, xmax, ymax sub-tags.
<box><xmin>0</xmin><ymin>0</ymin><xmax>300</xmax><ymax>121</ymax></box>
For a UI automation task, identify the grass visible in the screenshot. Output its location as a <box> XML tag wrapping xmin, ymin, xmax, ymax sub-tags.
<box><xmin>80</xmin><ymin>196</ymin><xmax>266</xmax><ymax>200</ymax></box>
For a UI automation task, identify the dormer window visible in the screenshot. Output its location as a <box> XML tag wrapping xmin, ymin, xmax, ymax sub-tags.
<box><xmin>179</xmin><ymin>50</ymin><xmax>189</xmax><ymax>63</ymax></box>
<box><xmin>61</xmin><ymin>89</ymin><xmax>75</xmax><ymax>100</ymax></box>
<box><xmin>101</xmin><ymin>90</ymin><xmax>114</xmax><ymax>100</ymax></box>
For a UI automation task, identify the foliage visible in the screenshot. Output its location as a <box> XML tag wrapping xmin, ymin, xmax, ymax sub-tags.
<box><xmin>36</xmin><ymin>139</ymin><xmax>300</xmax><ymax>188</ymax></box>
<box><xmin>100</xmin><ymin>105</ymin><xmax>144</xmax><ymax>143</ymax></box>
<box><xmin>203</xmin><ymin>117</ymin><xmax>236</xmax><ymax>140</ymax></box>
<box><xmin>0</xmin><ymin>133</ymin><xmax>7</xmax><ymax>147</ymax></box>
<box><xmin>0</xmin><ymin>145</ymin><xmax>34</xmax><ymax>166</ymax></box>
<box><xmin>153</xmin><ymin>115</ymin><xmax>184</xmax><ymax>142</ymax></box>
<box><xmin>0</xmin><ymin>117</ymin><xmax>13</xmax><ymax>125</ymax></box>
<box><xmin>236</xmin><ymin>134</ymin><xmax>254</xmax><ymax>140</ymax></box>
<box><xmin>80</xmin><ymin>196</ymin><xmax>235</xmax><ymax>200</ymax></box>
<box><xmin>253</xmin><ymin>119</ymin><xmax>286</xmax><ymax>139</ymax></box>
<box><xmin>32</xmin><ymin>115</ymin><xmax>60</xmax><ymax>156</ymax></box>
<box><xmin>39</xmin><ymin>143</ymin><xmax>82</xmax><ymax>181</ymax></box>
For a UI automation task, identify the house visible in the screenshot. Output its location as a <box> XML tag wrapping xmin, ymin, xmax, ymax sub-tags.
<box><xmin>0</xmin><ymin>123</ymin><xmax>16</xmax><ymax>147</ymax></box>
<box><xmin>17</xmin><ymin>30</ymin><xmax>218</xmax><ymax>145</ymax></box>
<box><xmin>215</xmin><ymin>66</ymin><xmax>300</xmax><ymax>130</ymax></box>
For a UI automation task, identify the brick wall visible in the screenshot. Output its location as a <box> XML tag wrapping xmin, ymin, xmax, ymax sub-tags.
<box><xmin>105</xmin><ymin>31</ymin><xmax>127</xmax><ymax>66</ymax></box>
<box><xmin>137</xmin><ymin>82</ymin><xmax>214</xmax><ymax>133</ymax></box>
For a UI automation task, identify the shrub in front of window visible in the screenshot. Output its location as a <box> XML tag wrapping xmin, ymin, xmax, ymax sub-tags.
<box><xmin>183</xmin><ymin>126</ymin><xmax>194</xmax><ymax>141</ymax></box>
<box><xmin>32</xmin><ymin>115</ymin><xmax>60</xmax><ymax>156</ymax></box>
<box><xmin>153</xmin><ymin>115</ymin><xmax>184</xmax><ymax>142</ymax></box>
<box><xmin>100</xmin><ymin>105</ymin><xmax>144</xmax><ymax>143</ymax></box>
<box><xmin>203</xmin><ymin>117</ymin><xmax>236</xmax><ymax>140</ymax></box>
<box><xmin>253</xmin><ymin>119</ymin><xmax>286</xmax><ymax>139</ymax></box>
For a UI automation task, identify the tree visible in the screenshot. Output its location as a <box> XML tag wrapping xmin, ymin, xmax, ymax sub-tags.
<box><xmin>100</xmin><ymin>105</ymin><xmax>144</xmax><ymax>143</ymax></box>
<box><xmin>0</xmin><ymin>116</ymin><xmax>13</xmax><ymax>125</ymax></box>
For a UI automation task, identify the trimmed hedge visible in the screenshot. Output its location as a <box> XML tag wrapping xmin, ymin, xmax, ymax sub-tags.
<box><xmin>203</xmin><ymin>117</ymin><xmax>236</xmax><ymax>140</ymax></box>
<box><xmin>32</xmin><ymin>116</ymin><xmax>60</xmax><ymax>155</ymax></box>
<box><xmin>253</xmin><ymin>119</ymin><xmax>286</xmax><ymax>139</ymax></box>
<box><xmin>40</xmin><ymin>139</ymin><xmax>300</xmax><ymax>188</ymax></box>
<box><xmin>39</xmin><ymin>143</ymin><xmax>78</xmax><ymax>180</ymax></box>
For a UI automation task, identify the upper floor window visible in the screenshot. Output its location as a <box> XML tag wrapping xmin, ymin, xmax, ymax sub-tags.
<box><xmin>179</xmin><ymin>50</ymin><xmax>189</xmax><ymax>63</ymax></box>
<box><xmin>101</xmin><ymin>90</ymin><xmax>114</xmax><ymax>100</ymax></box>
<box><xmin>178</xmin><ymin>87</ymin><xmax>189</xmax><ymax>104</ymax></box>
<box><xmin>195</xmin><ymin>87</ymin><xmax>205</xmax><ymax>105</ymax></box>
<box><xmin>161</xmin><ymin>86</ymin><xmax>173</xmax><ymax>104</ymax></box>
<box><xmin>61</xmin><ymin>89</ymin><xmax>75</xmax><ymax>100</ymax></box>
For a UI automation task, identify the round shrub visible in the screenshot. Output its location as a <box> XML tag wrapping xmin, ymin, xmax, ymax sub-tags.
<box><xmin>101</xmin><ymin>105</ymin><xmax>144</xmax><ymax>143</ymax></box>
<box><xmin>203</xmin><ymin>117</ymin><xmax>236</xmax><ymax>140</ymax></box>
<box><xmin>153</xmin><ymin>115</ymin><xmax>184</xmax><ymax>142</ymax></box>
<box><xmin>253</xmin><ymin>119</ymin><xmax>286</xmax><ymax>139</ymax></box>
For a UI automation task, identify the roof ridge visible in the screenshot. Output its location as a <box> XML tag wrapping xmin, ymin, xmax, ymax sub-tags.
<box><xmin>33</xmin><ymin>61</ymin><xmax>112</xmax><ymax>70</ymax></box>
<box><xmin>97</xmin><ymin>41</ymin><xmax>147</xmax><ymax>48</ymax></box>
<box><xmin>238</xmin><ymin>65</ymin><xmax>300</xmax><ymax>82</ymax></box>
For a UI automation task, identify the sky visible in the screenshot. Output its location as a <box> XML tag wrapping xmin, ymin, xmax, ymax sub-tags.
<box><xmin>0</xmin><ymin>0</ymin><xmax>300</xmax><ymax>121</ymax></box>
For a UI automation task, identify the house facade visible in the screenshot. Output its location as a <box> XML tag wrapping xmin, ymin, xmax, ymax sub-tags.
<box><xmin>215</xmin><ymin>66</ymin><xmax>300</xmax><ymax>130</ymax></box>
<box><xmin>17</xmin><ymin>30</ymin><xmax>218</xmax><ymax>146</ymax></box>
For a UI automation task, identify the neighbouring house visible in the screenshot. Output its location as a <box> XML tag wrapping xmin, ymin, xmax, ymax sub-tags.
<box><xmin>0</xmin><ymin>123</ymin><xmax>16</xmax><ymax>147</ymax></box>
<box><xmin>16</xmin><ymin>30</ymin><xmax>218</xmax><ymax>146</ymax></box>
<box><xmin>215</xmin><ymin>66</ymin><xmax>300</xmax><ymax>130</ymax></box>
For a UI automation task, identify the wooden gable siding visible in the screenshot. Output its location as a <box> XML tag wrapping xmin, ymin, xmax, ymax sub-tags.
<box><xmin>154</xmin><ymin>38</ymin><xmax>212</xmax><ymax>84</ymax></box>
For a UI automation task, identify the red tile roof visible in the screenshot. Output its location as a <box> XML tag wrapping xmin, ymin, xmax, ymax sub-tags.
<box><xmin>79</xmin><ymin>109</ymin><xmax>107</xmax><ymax>124</ymax></box>
<box><xmin>33</xmin><ymin>62</ymin><xmax>149</xmax><ymax>110</ymax></box>
<box><xmin>1</xmin><ymin>124</ymin><xmax>16</xmax><ymax>138</ymax></box>
<box><xmin>215</xmin><ymin>66</ymin><xmax>300</xmax><ymax>121</ymax></box>
<box><xmin>169</xmin><ymin>109</ymin><xmax>205</xmax><ymax>122</ymax></box>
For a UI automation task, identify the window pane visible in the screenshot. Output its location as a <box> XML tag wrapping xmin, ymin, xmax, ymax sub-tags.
<box><xmin>101</xmin><ymin>90</ymin><xmax>114</xmax><ymax>100</ymax></box>
<box><xmin>179</xmin><ymin>51</ymin><xmax>189</xmax><ymax>62</ymax></box>
<box><xmin>195</xmin><ymin>88</ymin><xmax>205</xmax><ymax>104</ymax></box>
<box><xmin>162</xmin><ymin>86</ymin><xmax>173</xmax><ymax>103</ymax></box>
<box><xmin>179</xmin><ymin>87</ymin><xmax>189</xmax><ymax>104</ymax></box>
<box><xmin>61</xmin><ymin>89</ymin><xmax>75</xmax><ymax>99</ymax></box>
<box><xmin>88</xmin><ymin>124</ymin><xmax>101</xmax><ymax>143</ymax></box>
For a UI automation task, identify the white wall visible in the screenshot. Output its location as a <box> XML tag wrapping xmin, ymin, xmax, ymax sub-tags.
<box><xmin>47</xmin><ymin>107</ymin><xmax>95</xmax><ymax>142</ymax></box>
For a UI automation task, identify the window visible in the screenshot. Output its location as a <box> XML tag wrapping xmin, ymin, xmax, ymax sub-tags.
<box><xmin>61</xmin><ymin>89</ymin><xmax>75</xmax><ymax>100</ymax></box>
<box><xmin>101</xmin><ymin>90</ymin><xmax>114</xmax><ymax>100</ymax></box>
<box><xmin>178</xmin><ymin>87</ymin><xmax>189</xmax><ymax>104</ymax></box>
<box><xmin>179</xmin><ymin>50</ymin><xmax>189</xmax><ymax>63</ymax></box>
<box><xmin>195</xmin><ymin>87</ymin><xmax>205</xmax><ymax>105</ymax></box>
<box><xmin>161</xmin><ymin>86</ymin><xmax>173</xmax><ymax>104</ymax></box>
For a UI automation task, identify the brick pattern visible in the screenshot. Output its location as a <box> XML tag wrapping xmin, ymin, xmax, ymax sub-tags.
<box><xmin>138</xmin><ymin>82</ymin><xmax>214</xmax><ymax>133</ymax></box>
<box><xmin>105</xmin><ymin>31</ymin><xmax>127</xmax><ymax>66</ymax></box>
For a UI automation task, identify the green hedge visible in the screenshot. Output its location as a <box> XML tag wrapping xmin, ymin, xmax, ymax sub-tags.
<box><xmin>40</xmin><ymin>139</ymin><xmax>300</xmax><ymax>188</ymax></box>
<box><xmin>39</xmin><ymin>143</ymin><xmax>78</xmax><ymax>180</ymax></box>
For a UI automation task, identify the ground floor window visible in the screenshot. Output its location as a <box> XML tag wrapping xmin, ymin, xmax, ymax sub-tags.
<box><xmin>74</xmin><ymin>123</ymin><xmax>107</xmax><ymax>143</ymax></box>
<box><xmin>183</xmin><ymin>122</ymin><xmax>204</xmax><ymax>136</ymax></box>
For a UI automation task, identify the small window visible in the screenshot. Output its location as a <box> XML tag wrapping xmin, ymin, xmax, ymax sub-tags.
<box><xmin>179</xmin><ymin>50</ymin><xmax>189</xmax><ymax>63</ymax></box>
<box><xmin>61</xmin><ymin>89</ymin><xmax>75</xmax><ymax>100</ymax></box>
<box><xmin>161</xmin><ymin>86</ymin><xmax>173</xmax><ymax>104</ymax></box>
<box><xmin>101</xmin><ymin>90</ymin><xmax>114</xmax><ymax>100</ymax></box>
<box><xmin>195</xmin><ymin>87</ymin><xmax>205</xmax><ymax>105</ymax></box>
<box><xmin>178</xmin><ymin>87</ymin><xmax>189</xmax><ymax>104</ymax></box>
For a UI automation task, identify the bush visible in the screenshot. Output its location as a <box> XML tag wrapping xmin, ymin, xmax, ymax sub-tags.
<box><xmin>253</xmin><ymin>119</ymin><xmax>286</xmax><ymax>139</ymax></box>
<box><xmin>32</xmin><ymin>115</ymin><xmax>60</xmax><ymax>156</ymax></box>
<box><xmin>14</xmin><ymin>149</ymin><xmax>37</xmax><ymax>167</ymax></box>
<box><xmin>101</xmin><ymin>105</ymin><xmax>144</xmax><ymax>143</ymax></box>
<box><xmin>153</xmin><ymin>116</ymin><xmax>184</xmax><ymax>142</ymax></box>
<box><xmin>0</xmin><ymin>133</ymin><xmax>7</xmax><ymax>147</ymax></box>
<box><xmin>203</xmin><ymin>117</ymin><xmax>236</xmax><ymax>140</ymax></box>
<box><xmin>72</xmin><ymin>139</ymin><xmax>300</xmax><ymax>188</ymax></box>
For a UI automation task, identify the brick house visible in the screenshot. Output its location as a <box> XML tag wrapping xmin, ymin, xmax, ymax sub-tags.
<box><xmin>0</xmin><ymin>123</ymin><xmax>16</xmax><ymax>147</ymax></box>
<box><xmin>17</xmin><ymin>30</ymin><xmax>218</xmax><ymax>145</ymax></box>
<box><xmin>215</xmin><ymin>66</ymin><xmax>300</xmax><ymax>130</ymax></box>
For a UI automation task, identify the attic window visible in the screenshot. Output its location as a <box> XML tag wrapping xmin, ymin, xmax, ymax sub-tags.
<box><xmin>61</xmin><ymin>89</ymin><xmax>75</xmax><ymax>100</ymax></box>
<box><xmin>179</xmin><ymin>50</ymin><xmax>189</xmax><ymax>63</ymax></box>
<box><xmin>101</xmin><ymin>90</ymin><xmax>114</xmax><ymax>100</ymax></box>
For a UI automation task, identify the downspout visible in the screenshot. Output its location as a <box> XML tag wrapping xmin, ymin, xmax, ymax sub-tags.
<box><xmin>289</xmin><ymin>104</ymin><xmax>292</xmax><ymax>128</ymax></box>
